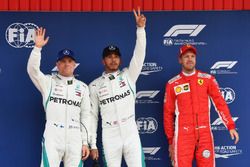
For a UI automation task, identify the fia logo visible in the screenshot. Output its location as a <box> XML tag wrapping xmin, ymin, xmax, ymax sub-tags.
<box><xmin>137</xmin><ymin>117</ymin><xmax>158</xmax><ymax>134</ymax></box>
<box><xmin>6</xmin><ymin>23</ymin><xmax>38</xmax><ymax>48</ymax></box>
<box><xmin>220</xmin><ymin>87</ymin><xmax>235</xmax><ymax>104</ymax></box>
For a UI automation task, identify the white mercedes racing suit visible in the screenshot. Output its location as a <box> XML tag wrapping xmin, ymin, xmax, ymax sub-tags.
<box><xmin>27</xmin><ymin>47</ymin><xmax>91</xmax><ymax>167</ymax></box>
<box><xmin>89</xmin><ymin>27</ymin><xmax>146</xmax><ymax>167</ymax></box>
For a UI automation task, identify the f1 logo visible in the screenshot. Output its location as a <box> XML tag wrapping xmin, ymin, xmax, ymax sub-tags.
<box><xmin>143</xmin><ymin>147</ymin><xmax>161</xmax><ymax>155</ymax></box>
<box><xmin>211</xmin><ymin>61</ymin><xmax>238</xmax><ymax>69</ymax></box>
<box><xmin>136</xmin><ymin>90</ymin><xmax>160</xmax><ymax>99</ymax></box>
<box><xmin>164</xmin><ymin>24</ymin><xmax>206</xmax><ymax>37</ymax></box>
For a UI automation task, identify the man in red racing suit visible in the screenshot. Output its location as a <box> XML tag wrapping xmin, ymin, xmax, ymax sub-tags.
<box><xmin>163</xmin><ymin>44</ymin><xmax>239</xmax><ymax>167</ymax></box>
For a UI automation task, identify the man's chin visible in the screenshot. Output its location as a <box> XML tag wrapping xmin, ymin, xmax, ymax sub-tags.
<box><xmin>110</xmin><ymin>68</ymin><xmax>119</xmax><ymax>72</ymax></box>
<box><xmin>59</xmin><ymin>72</ymin><xmax>74</xmax><ymax>77</ymax></box>
<box><xmin>183</xmin><ymin>67</ymin><xmax>195</xmax><ymax>72</ymax></box>
<box><xmin>109</xmin><ymin>66</ymin><xmax>119</xmax><ymax>71</ymax></box>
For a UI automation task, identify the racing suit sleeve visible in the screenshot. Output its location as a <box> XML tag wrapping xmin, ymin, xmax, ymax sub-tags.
<box><xmin>163</xmin><ymin>83</ymin><xmax>176</xmax><ymax>145</ymax></box>
<box><xmin>127</xmin><ymin>27</ymin><xmax>146</xmax><ymax>83</ymax></box>
<box><xmin>208</xmin><ymin>76</ymin><xmax>235</xmax><ymax>130</ymax></box>
<box><xmin>27</xmin><ymin>46</ymin><xmax>50</xmax><ymax>97</ymax></box>
<box><xmin>80</xmin><ymin>86</ymin><xmax>92</xmax><ymax>146</ymax></box>
<box><xmin>88</xmin><ymin>83</ymin><xmax>99</xmax><ymax>149</ymax></box>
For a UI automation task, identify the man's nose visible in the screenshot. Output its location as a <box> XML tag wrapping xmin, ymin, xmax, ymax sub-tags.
<box><xmin>65</xmin><ymin>62</ymin><xmax>71</xmax><ymax>66</ymax></box>
<box><xmin>111</xmin><ymin>58</ymin><xmax>117</xmax><ymax>62</ymax></box>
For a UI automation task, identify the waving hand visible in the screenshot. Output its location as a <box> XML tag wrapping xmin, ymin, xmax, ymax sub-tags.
<box><xmin>35</xmin><ymin>27</ymin><xmax>49</xmax><ymax>48</ymax></box>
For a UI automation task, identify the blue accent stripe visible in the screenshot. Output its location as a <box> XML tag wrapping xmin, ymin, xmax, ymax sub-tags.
<box><xmin>42</xmin><ymin>138</ymin><xmax>50</xmax><ymax>167</ymax></box>
<box><xmin>78</xmin><ymin>160</ymin><xmax>83</xmax><ymax>167</ymax></box>
<box><xmin>102</xmin><ymin>147</ymin><xmax>108</xmax><ymax>167</ymax></box>
<box><xmin>141</xmin><ymin>146</ymin><xmax>146</xmax><ymax>167</ymax></box>
<box><xmin>44</xmin><ymin>81</ymin><xmax>52</xmax><ymax>111</ymax></box>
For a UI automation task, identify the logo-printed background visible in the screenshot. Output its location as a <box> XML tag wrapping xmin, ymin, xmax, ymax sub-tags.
<box><xmin>0</xmin><ymin>12</ymin><xmax>249</xmax><ymax>166</ymax></box>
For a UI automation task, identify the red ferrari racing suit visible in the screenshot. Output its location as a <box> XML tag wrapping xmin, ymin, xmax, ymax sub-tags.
<box><xmin>164</xmin><ymin>70</ymin><xmax>235</xmax><ymax>167</ymax></box>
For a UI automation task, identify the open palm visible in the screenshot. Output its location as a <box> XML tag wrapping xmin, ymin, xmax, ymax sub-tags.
<box><xmin>35</xmin><ymin>27</ymin><xmax>49</xmax><ymax>48</ymax></box>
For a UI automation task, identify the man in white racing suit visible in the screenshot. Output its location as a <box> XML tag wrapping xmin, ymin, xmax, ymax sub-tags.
<box><xmin>27</xmin><ymin>27</ymin><xmax>91</xmax><ymax>167</ymax></box>
<box><xmin>89</xmin><ymin>8</ymin><xmax>146</xmax><ymax>167</ymax></box>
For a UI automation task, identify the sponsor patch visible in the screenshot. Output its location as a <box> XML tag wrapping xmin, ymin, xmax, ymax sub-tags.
<box><xmin>75</xmin><ymin>85</ymin><xmax>82</xmax><ymax>97</ymax></box>
<box><xmin>202</xmin><ymin>150</ymin><xmax>211</xmax><ymax>158</ymax></box>
<box><xmin>174</xmin><ymin>83</ymin><xmax>190</xmax><ymax>95</ymax></box>
<box><xmin>183</xmin><ymin>85</ymin><xmax>189</xmax><ymax>90</ymax></box>
<box><xmin>175</xmin><ymin>86</ymin><xmax>182</xmax><ymax>93</ymax></box>
<box><xmin>75</xmin><ymin>91</ymin><xmax>81</xmax><ymax>97</ymax></box>
<box><xmin>100</xmin><ymin>90</ymin><xmax>130</xmax><ymax>105</ymax></box>
<box><xmin>67</xmin><ymin>80</ymin><xmax>73</xmax><ymax>85</ymax></box>
<box><xmin>118</xmin><ymin>76</ymin><xmax>126</xmax><ymax>88</ymax></box>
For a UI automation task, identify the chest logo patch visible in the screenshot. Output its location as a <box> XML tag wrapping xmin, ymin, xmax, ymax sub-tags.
<box><xmin>75</xmin><ymin>84</ymin><xmax>82</xmax><ymax>97</ymax></box>
<box><xmin>198</xmin><ymin>79</ymin><xmax>204</xmax><ymax>85</ymax></box>
<box><xmin>118</xmin><ymin>76</ymin><xmax>126</xmax><ymax>88</ymax></box>
<box><xmin>174</xmin><ymin>83</ymin><xmax>190</xmax><ymax>95</ymax></box>
<box><xmin>175</xmin><ymin>86</ymin><xmax>182</xmax><ymax>93</ymax></box>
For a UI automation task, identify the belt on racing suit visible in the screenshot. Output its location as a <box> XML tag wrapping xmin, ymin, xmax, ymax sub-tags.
<box><xmin>105</xmin><ymin>114</ymin><xmax>135</xmax><ymax>127</ymax></box>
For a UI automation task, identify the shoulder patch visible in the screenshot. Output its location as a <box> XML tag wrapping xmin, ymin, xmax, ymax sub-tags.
<box><xmin>168</xmin><ymin>75</ymin><xmax>181</xmax><ymax>84</ymax></box>
<box><xmin>74</xmin><ymin>79</ymin><xmax>88</xmax><ymax>88</ymax></box>
<box><xmin>198</xmin><ymin>72</ymin><xmax>211</xmax><ymax>79</ymax></box>
<box><xmin>81</xmin><ymin>83</ymin><xmax>87</xmax><ymax>89</ymax></box>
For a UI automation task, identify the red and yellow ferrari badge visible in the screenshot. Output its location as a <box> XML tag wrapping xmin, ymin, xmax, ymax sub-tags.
<box><xmin>198</xmin><ymin>79</ymin><xmax>204</xmax><ymax>85</ymax></box>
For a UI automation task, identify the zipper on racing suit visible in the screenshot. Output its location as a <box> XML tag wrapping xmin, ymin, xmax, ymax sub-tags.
<box><xmin>109</xmin><ymin>74</ymin><xmax>122</xmax><ymax>129</ymax></box>
<box><xmin>189</xmin><ymin>76</ymin><xmax>200</xmax><ymax>152</ymax></box>
<box><xmin>108</xmin><ymin>73</ymin><xmax>129</xmax><ymax>140</ymax></box>
<box><xmin>195</xmin><ymin>113</ymin><xmax>200</xmax><ymax>151</ymax></box>
<box><xmin>65</xmin><ymin>83</ymin><xmax>69</xmax><ymax>151</ymax></box>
